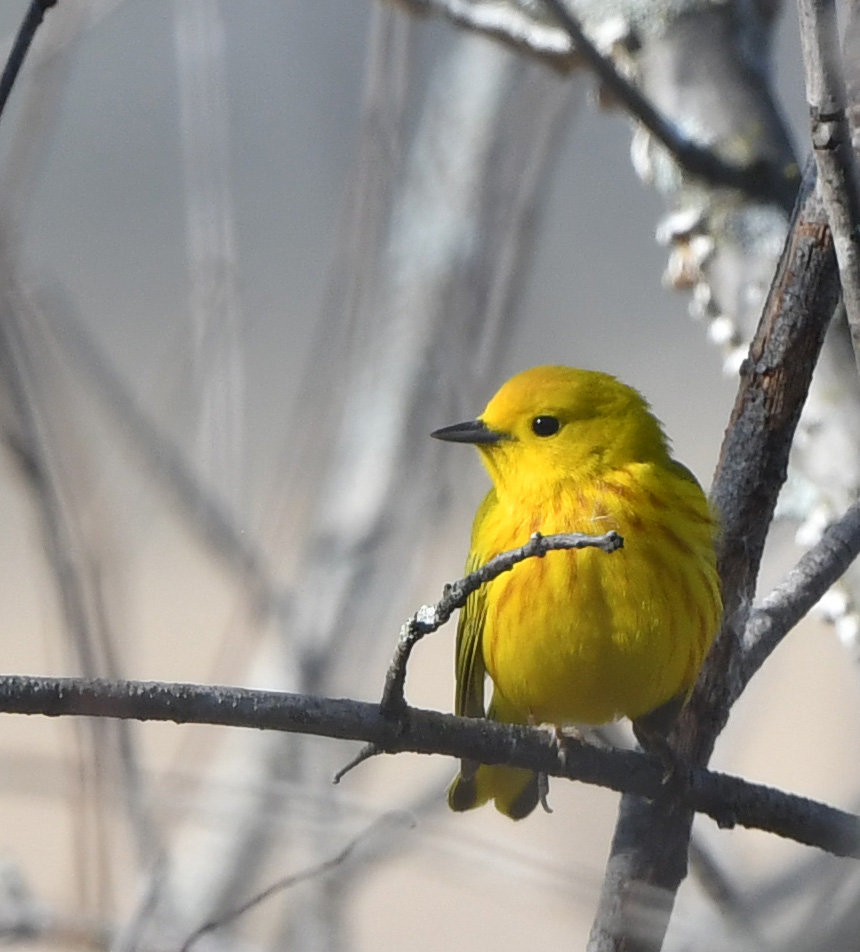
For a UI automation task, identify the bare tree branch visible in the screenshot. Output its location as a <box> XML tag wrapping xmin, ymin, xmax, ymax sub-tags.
<box><xmin>588</xmin><ymin>157</ymin><xmax>841</xmax><ymax>952</ymax></box>
<box><xmin>391</xmin><ymin>0</ymin><xmax>797</xmax><ymax>210</ymax></box>
<box><xmin>0</xmin><ymin>674</ymin><xmax>858</xmax><ymax>860</ymax></box>
<box><xmin>39</xmin><ymin>299</ymin><xmax>282</xmax><ymax>618</ymax></box>
<box><xmin>687</xmin><ymin>159</ymin><xmax>838</xmax><ymax>754</ymax></box>
<box><xmin>735</xmin><ymin>497</ymin><xmax>860</xmax><ymax>699</ymax></box>
<box><xmin>392</xmin><ymin>0</ymin><xmax>575</xmax><ymax>66</ymax></box>
<box><xmin>379</xmin><ymin>529</ymin><xmax>622</xmax><ymax>713</ymax></box>
<box><xmin>797</xmin><ymin>0</ymin><xmax>860</xmax><ymax>368</ymax></box>
<box><xmin>0</xmin><ymin>0</ymin><xmax>58</xmax><ymax>121</ymax></box>
<box><xmin>180</xmin><ymin>813</ymin><xmax>414</xmax><ymax>952</ymax></box>
<box><xmin>337</xmin><ymin>530</ymin><xmax>621</xmax><ymax>784</ymax></box>
<box><xmin>537</xmin><ymin>0</ymin><xmax>796</xmax><ymax>209</ymax></box>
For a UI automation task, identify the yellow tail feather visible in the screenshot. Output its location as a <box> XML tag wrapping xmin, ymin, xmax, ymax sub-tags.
<box><xmin>448</xmin><ymin>764</ymin><xmax>539</xmax><ymax>820</ymax></box>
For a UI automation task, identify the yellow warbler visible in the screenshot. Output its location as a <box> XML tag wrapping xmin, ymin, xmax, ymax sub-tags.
<box><xmin>432</xmin><ymin>365</ymin><xmax>721</xmax><ymax>819</ymax></box>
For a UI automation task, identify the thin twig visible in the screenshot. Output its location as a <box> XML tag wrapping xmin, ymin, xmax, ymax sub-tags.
<box><xmin>379</xmin><ymin>530</ymin><xmax>622</xmax><ymax>714</ymax></box>
<box><xmin>180</xmin><ymin>812</ymin><xmax>414</xmax><ymax>952</ymax></box>
<box><xmin>0</xmin><ymin>0</ymin><xmax>58</xmax><ymax>122</ymax></box>
<box><xmin>0</xmin><ymin>674</ymin><xmax>859</xmax><ymax>858</ymax></box>
<box><xmin>537</xmin><ymin>0</ymin><xmax>796</xmax><ymax>209</ymax></box>
<box><xmin>734</xmin><ymin>497</ymin><xmax>860</xmax><ymax>700</ymax></box>
<box><xmin>796</xmin><ymin>0</ymin><xmax>860</xmax><ymax>370</ymax></box>
<box><xmin>395</xmin><ymin>0</ymin><xmax>575</xmax><ymax>66</ymax></box>
<box><xmin>332</xmin><ymin>742</ymin><xmax>381</xmax><ymax>783</ymax></box>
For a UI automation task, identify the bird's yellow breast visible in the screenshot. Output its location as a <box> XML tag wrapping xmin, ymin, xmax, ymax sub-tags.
<box><xmin>475</xmin><ymin>463</ymin><xmax>720</xmax><ymax>726</ymax></box>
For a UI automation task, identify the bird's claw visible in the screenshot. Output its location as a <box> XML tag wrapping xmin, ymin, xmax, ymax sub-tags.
<box><xmin>537</xmin><ymin>772</ymin><xmax>553</xmax><ymax>814</ymax></box>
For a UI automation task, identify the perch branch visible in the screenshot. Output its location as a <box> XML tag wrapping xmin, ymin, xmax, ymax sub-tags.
<box><xmin>0</xmin><ymin>674</ymin><xmax>858</xmax><ymax>858</ymax></box>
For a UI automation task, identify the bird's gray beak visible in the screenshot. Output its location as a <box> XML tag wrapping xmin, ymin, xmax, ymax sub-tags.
<box><xmin>431</xmin><ymin>419</ymin><xmax>505</xmax><ymax>444</ymax></box>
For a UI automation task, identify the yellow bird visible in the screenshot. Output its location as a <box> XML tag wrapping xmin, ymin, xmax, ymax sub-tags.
<box><xmin>432</xmin><ymin>365</ymin><xmax>721</xmax><ymax>819</ymax></box>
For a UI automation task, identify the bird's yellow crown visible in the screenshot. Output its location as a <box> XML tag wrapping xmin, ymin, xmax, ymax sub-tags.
<box><xmin>475</xmin><ymin>365</ymin><xmax>672</xmax><ymax>501</ymax></box>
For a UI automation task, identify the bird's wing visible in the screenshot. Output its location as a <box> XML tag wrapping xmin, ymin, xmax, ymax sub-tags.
<box><xmin>670</xmin><ymin>458</ymin><xmax>703</xmax><ymax>488</ymax></box>
<box><xmin>454</xmin><ymin>490</ymin><xmax>495</xmax><ymax>719</ymax></box>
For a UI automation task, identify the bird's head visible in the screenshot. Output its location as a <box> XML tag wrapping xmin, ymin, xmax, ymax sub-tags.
<box><xmin>432</xmin><ymin>365</ymin><xmax>671</xmax><ymax>501</ymax></box>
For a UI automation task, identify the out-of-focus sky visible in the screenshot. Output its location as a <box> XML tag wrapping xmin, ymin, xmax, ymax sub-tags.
<box><xmin>0</xmin><ymin>0</ymin><xmax>813</xmax><ymax>476</ymax></box>
<box><xmin>0</xmin><ymin>3</ymin><xmax>857</xmax><ymax>952</ymax></box>
<box><xmin>3</xmin><ymin>0</ymin><xmax>744</xmax><ymax>481</ymax></box>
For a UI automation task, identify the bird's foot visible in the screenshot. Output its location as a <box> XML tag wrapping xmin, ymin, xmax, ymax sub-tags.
<box><xmin>632</xmin><ymin>720</ymin><xmax>691</xmax><ymax>796</ymax></box>
<box><xmin>537</xmin><ymin>772</ymin><xmax>553</xmax><ymax>814</ymax></box>
<box><xmin>528</xmin><ymin>716</ymin><xmax>572</xmax><ymax>813</ymax></box>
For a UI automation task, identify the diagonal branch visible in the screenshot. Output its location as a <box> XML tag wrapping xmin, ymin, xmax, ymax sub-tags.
<box><xmin>0</xmin><ymin>674</ymin><xmax>859</xmax><ymax>859</ymax></box>
<box><xmin>734</xmin><ymin>497</ymin><xmax>860</xmax><ymax>700</ymax></box>
<box><xmin>537</xmin><ymin>0</ymin><xmax>796</xmax><ymax>209</ymax></box>
<box><xmin>0</xmin><ymin>0</ymin><xmax>58</xmax><ymax>122</ymax></box>
<box><xmin>588</xmin><ymin>156</ymin><xmax>840</xmax><ymax>952</ymax></box>
<box><xmin>393</xmin><ymin>0</ymin><xmax>575</xmax><ymax>66</ymax></box>
<box><xmin>689</xmin><ymin>158</ymin><xmax>838</xmax><ymax>758</ymax></box>
<box><xmin>180</xmin><ymin>813</ymin><xmax>415</xmax><ymax>952</ymax></box>
<box><xmin>797</xmin><ymin>0</ymin><xmax>860</xmax><ymax>370</ymax></box>
<box><xmin>391</xmin><ymin>0</ymin><xmax>797</xmax><ymax>209</ymax></box>
<box><xmin>43</xmin><ymin>303</ymin><xmax>282</xmax><ymax>617</ymax></box>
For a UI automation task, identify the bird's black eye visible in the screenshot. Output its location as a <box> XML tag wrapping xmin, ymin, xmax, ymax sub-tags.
<box><xmin>531</xmin><ymin>415</ymin><xmax>560</xmax><ymax>437</ymax></box>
